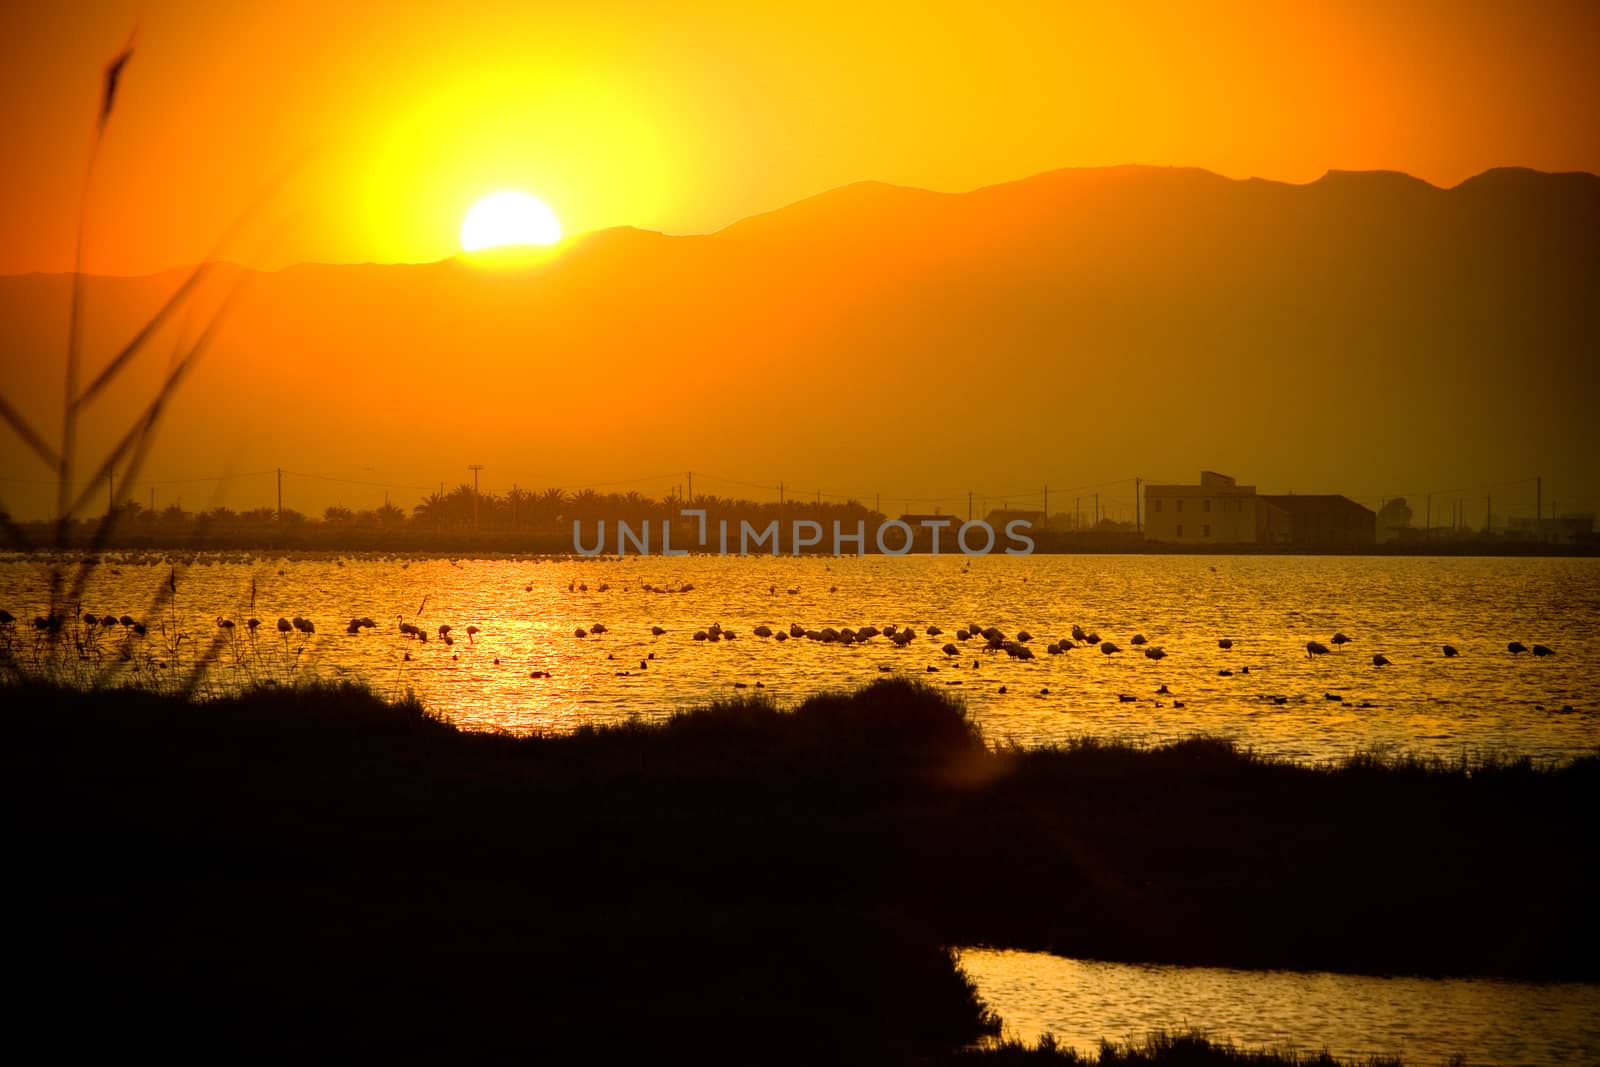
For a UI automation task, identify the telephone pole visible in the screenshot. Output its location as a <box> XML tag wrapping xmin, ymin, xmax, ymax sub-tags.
<box><xmin>686</xmin><ymin>471</ymin><xmax>693</xmax><ymax>505</ymax></box>
<box><xmin>1536</xmin><ymin>475</ymin><xmax>1543</xmax><ymax>540</ymax></box>
<box><xmin>1043</xmin><ymin>484</ymin><xmax>1049</xmax><ymax>519</ymax></box>
<box><xmin>468</xmin><ymin>464</ymin><xmax>484</xmax><ymax>533</ymax></box>
<box><xmin>276</xmin><ymin>468</ymin><xmax>282</xmax><ymax>521</ymax></box>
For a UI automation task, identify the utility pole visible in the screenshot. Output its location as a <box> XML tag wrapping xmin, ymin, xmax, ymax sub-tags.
<box><xmin>686</xmin><ymin>471</ymin><xmax>693</xmax><ymax>505</ymax></box>
<box><xmin>779</xmin><ymin>481</ymin><xmax>785</xmax><ymax>508</ymax></box>
<box><xmin>1043</xmin><ymin>484</ymin><xmax>1049</xmax><ymax>519</ymax></box>
<box><xmin>1094</xmin><ymin>493</ymin><xmax>1100</xmax><ymax>529</ymax></box>
<box><xmin>276</xmin><ymin>468</ymin><xmax>282</xmax><ymax>521</ymax></box>
<box><xmin>468</xmin><ymin>464</ymin><xmax>484</xmax><ymax>533</ymax></box>
<box><xmin>875</xmin><ymin>492</ymin><xmax>880</xmax><ymax>515</ymax></box>
<box><xmin>1075</xmin><ymin>497</ymin><xmax>1081</xmax><ymax>533</ymax></box>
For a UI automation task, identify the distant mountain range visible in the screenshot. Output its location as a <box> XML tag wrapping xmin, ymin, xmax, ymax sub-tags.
<box><xmin>1</xmin><ymin>165</ymin><xmax>1596</xmax><ymax>520</ymax></box>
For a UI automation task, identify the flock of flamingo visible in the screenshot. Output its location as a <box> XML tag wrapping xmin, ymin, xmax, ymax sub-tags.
<box><xmin>0</xmin><ymin>598</ymin><xmax>1568</xmax><ymax>713</ymax></box>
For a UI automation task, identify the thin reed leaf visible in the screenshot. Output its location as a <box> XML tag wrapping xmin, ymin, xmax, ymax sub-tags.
<box><xmin>0</xmin><ymin>394</ymin><xmax>62</xmax><ymax>470</ymax></box>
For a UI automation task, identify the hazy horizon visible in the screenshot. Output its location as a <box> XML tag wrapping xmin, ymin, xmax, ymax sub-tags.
<box><xmin>3</xmin><ymin>162</ymin><xmax>1595</xmax><ymax>524</ymax></box>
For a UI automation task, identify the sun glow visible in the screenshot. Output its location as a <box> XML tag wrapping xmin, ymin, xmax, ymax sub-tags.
<box><xmin>460</xmin><ymin>191</ymin><xmax>562</xmax><ymax>252</ymax></box>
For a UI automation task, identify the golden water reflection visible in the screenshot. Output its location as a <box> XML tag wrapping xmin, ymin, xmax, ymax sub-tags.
<box><xmin>959</xmin><ymin>948</ymin><xmax>1600</xmax><ymax>1065</ymax></box>
<box><xmin>2</xmin><ymin>553</ymin><xmax>1596</xmax><ymax>762</ymax></box>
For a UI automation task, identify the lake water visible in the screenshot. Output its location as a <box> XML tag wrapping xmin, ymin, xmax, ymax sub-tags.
<box><xmin>959</xmin><ymin>948</ymin><xmax>1600</xmax><ymax>1066</ymax></box>
<box><xmin>3</xmin><ymin>552</ymin><xmax>1597</xmax><ymax>762</ymax></box>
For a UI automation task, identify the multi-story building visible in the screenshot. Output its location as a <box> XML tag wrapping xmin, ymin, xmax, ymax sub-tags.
<box><xmin>1144</xmin><ymin>472</ymin><xmax>1374</xmax><ymax>547</ymax></box>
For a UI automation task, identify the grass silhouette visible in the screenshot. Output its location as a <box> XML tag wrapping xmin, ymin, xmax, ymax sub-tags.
<box><xmin>8</xmin><ymin>676</ymin><xmax>1593</xmax><ymax>1059</ymax></box>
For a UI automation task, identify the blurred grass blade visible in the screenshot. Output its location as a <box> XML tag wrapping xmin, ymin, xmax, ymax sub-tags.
<box><xmin>100</xmin><ymin>31</ymin><xmax>136</xmax><ymax>129</ymax></box>
<box><xmin>75</xmin><ymin>158</ymin><xmax>302</xmax><ymax>412</ymax></box>
<box><xmin>0</xmin><ymin>394</ymin><xmax>62</xmax><ymax>469</ymax></box>
<box><xmin>65</xmin><ymin>268</ymin><xmax>255</xmax><ymax>521</ymax></box>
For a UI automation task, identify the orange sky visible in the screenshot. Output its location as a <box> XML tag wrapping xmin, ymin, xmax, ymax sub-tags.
<box><xmin>2</xmin><ymin>1</ymin><xmax>1598</xmax><ymax>276</ymax></box>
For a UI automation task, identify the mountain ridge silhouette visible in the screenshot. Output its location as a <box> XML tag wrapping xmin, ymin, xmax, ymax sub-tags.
<box><xmin>0</xmin><ymin>164</ymin><xmax>1595</xmax><ymax>519</ymax></box>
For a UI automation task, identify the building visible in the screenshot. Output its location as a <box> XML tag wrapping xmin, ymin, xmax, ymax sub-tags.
<box><xmin>1505</xmin><ymin>513</ymin><xmax>1596</xmax><ymax>545</ymax></box>
<box><xmin>983</xmin><ymin>509</ymin><xmax>1046</xmax><ymax>530</ymax></box>
<box><xmin>1144</xmin><ymin>472</ymin><xmax>1375</xmax><ymax>548</ymax></box>
<box><xmin>1144</xmin><ymin>472</ymin><xmax>1265</xmax><ymax>545</ymax></box>
<box><xmin>1257</xmin><ymin>494</ymin><xmax>1376</xmax><ymax>548</ymax></box>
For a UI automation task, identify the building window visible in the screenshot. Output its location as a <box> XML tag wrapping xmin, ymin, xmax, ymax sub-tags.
<box><xmin>1203</xmin><ymin>499</ymin><xmax>1211</xmax><ymax>513</ymax></box>
<box><xmin>1176</xmin><ymin>524</ymin><xmax>1184</xmax><ymax>538</ymax></box>
<box><xmin>1203</xmin><ymin>524</ymin><xmax>1211</xmax><ymax>537</ymax></box>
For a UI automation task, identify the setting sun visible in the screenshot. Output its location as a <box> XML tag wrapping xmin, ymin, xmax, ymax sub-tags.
<box><xmin>460</xmin><ymin>191</ymin><xmax>562</xmax><ymax>252</ymax></box>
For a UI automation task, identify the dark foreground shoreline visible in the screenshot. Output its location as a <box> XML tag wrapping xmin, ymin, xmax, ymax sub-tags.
<box><xmin>9</xmin><ymin>679</ymin><xmax>1593</xmax><ymax>1060</ymax></box>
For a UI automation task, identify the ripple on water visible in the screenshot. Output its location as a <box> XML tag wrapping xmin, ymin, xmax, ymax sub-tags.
<box><xmin>957</xmin><ymin>948</ymin><xmax>1600</xmax><ymax>1066</ymax></box>
<box><xmin>1</xmin><ymin>553</ymin><xmax>1596</xmax><ymax>762</ymax></box>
